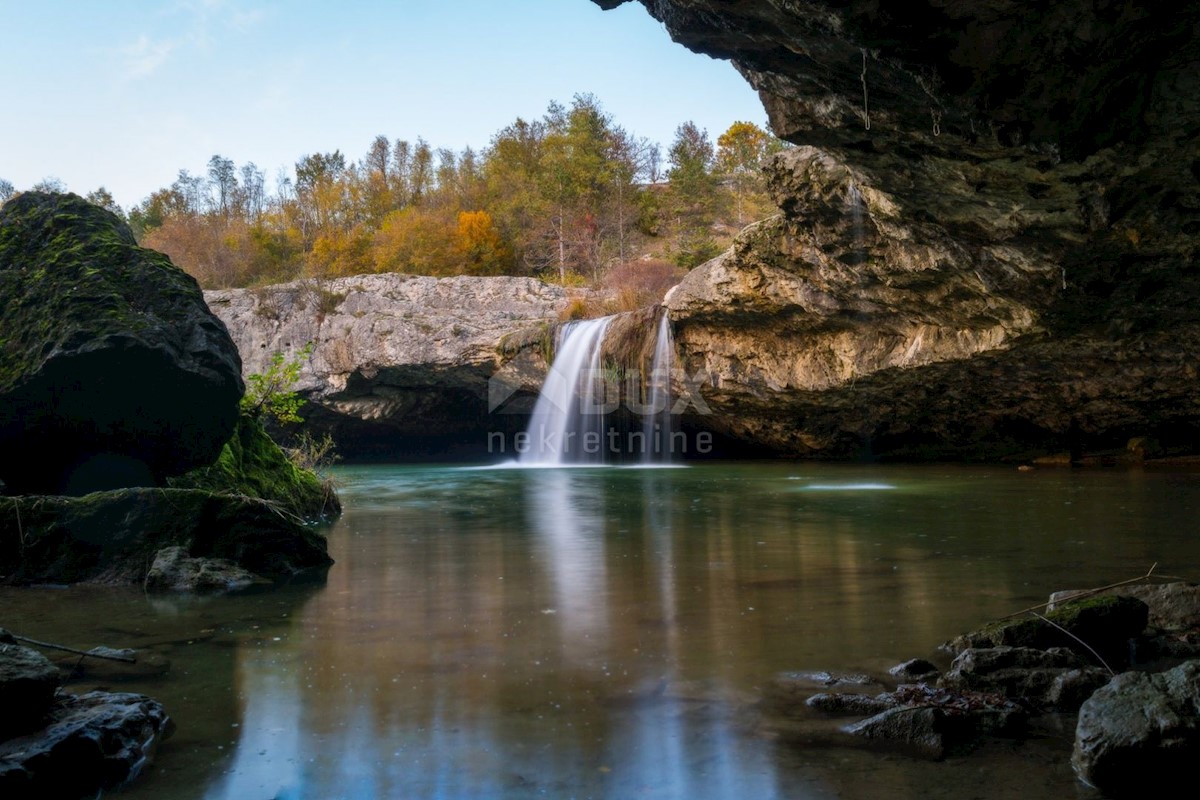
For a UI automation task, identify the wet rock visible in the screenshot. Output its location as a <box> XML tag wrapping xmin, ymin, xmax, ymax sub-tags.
<box><xmin>943</xmin><ymin>595</ymin><xmax>1148</xmax><ymax>667</ymax></box>
<box><xmin>0</xmin><ymin>488</ymin><xmax>332</xmax><ymax>587</ymax></box>
<box><xmin>843</xmin><ymin>684</ymin><xmax>1027</xmax><ymax>758</ymax></box>
<box><xmin>145</xmin><ymin>545</ymin><xmax>270</xmax><ymax>593</ymax></box>
<box><xmin>0</xmin><ymin>192</ymin><xmax>242</xmax><ymax>495</ymax></box>
<box><xmin>844</xmin><ymin>707</ymin><xmax>951</xmax><ymax>760</ymax></box>
<box><xmin>0</xmin><ymin>690</ymin><xmax>172</xmax><ymax>799</ymax></box>
<box><xmin>1050</xmin><ymin>583</ymin><xmax>1200</xmax><ymax>633</ymax></box>
<box><xmin>764</xmin><ymin>671</ymin><xmax>882</xmax><ymax>716</ymax></box>
<box><xmin>888</xmin><ymin>658</ymin><xmax>940</xmax><ymax>682</ymax></box>
<box><xmin>806</xmin><ymin>692</ymin><xmax>897</xmax><ymax>716</ymax></box>
<box><xmin>1072</xmin><ymin>660</ymin><xmax>1200</xmax><ymax>797</ymax></box>
<box><xmin>939</xmin><ymin>646</ymin><xmax>1110</xmax><ymax>711</ymax></box>
<box><xmin>0</xmin><ymin>644</ymin><xmax>60</xmax><ymax>738</ymax></box>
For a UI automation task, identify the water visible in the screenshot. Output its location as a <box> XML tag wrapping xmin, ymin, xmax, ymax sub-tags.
<box><xmin>642</xmin><ymin>311</ymin><xmax>674</xmax><ymax>464</ymax></box>
<box><xmin>521</xmin><ymin>317</ymin><xmax>614</xmax><ymax>465</ymax></box>
<box><xmin>4</xmin><ymin>463</ymin><xmax>1199</xmax><ymax>799</ymax></box>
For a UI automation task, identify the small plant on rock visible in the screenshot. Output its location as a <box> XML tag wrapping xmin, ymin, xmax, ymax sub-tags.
<box><xmin>242</xmin><ymin>343</ymin><xmax>314</xmax><ymax>425</ymax></box>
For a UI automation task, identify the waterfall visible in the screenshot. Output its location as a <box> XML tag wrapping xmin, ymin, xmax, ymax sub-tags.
<box><xmin>520</xmin><ymin>316</ymin><xmax>614</xmax><ymax>465</ymax></box>
<box><xmin>642</xmin><ymin>310</ymin><xmax>674</xmax><ymax>463</ymax></box>
<box><xmin>518</xmin><ymin>308</ymin><xmax>676</xmax><ymax>466</ymax></box>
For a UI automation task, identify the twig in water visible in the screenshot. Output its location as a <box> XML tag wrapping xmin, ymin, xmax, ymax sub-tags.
<box><xmin>10</xmin><ymin>633</ymin><xmax>136</xmax><ymax>663</ymax></box>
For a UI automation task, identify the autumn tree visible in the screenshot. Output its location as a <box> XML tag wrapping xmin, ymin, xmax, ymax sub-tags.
<box><xmin>716</xmin><ymin>121</ymin><xmax>781</xmax><ymax>225</ymax></box>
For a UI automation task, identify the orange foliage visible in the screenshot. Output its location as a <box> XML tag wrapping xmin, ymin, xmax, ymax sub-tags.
<box><xmin>308</xmin><ymin>225</ymin><xmax>374</xmax><ymax>278</ymax></box>
<box><xmin>455</xmin><ymin>210</ymin><xmax>513</xmax><ymax>275</ymax></box>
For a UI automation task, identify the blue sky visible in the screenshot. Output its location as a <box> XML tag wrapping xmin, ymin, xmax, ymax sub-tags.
<box><xmin>0</xmin><ymin>0</ymin><xmax>766</xmax><ymax>210</ymax></box>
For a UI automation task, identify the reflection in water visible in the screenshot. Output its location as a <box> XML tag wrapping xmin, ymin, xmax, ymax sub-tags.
<box><xmin>527</xmin><ymin>469</ymin><xmax>610</xmax><ymax>656</ymax></box>
<box><xmin>6</xmin><ymin>463</ymin><xmax>1197</xmax><ymax>799</ymax></box>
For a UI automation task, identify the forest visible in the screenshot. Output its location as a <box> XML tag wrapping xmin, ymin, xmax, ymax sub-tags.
<box><xmin>1</xmin><ymin>95</ymin><xmax>783</xmax><ymax>303</ymax></box>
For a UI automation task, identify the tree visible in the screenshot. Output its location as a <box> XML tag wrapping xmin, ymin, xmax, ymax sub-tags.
<box><xmin>455</xmin><ymin>210</ymin><xmax>513</xmax><ymax>275</ymax></box>
<box><xmin>208</xmin><ymin>155</ymin><xmax>238</xmax><ymax>216</ymax></box>
<box><xmin>716</xmin><ymin>121</ymin><xmax>781</xmax><ymax>225</ymax></box>
<box><xmin>31</xmin><ymin>176</ymin><xmax>67</xmax><ymax>193</ymax></box>
<box><xmin>85</xmin><ymin>187</ymin><xmax>123</xmax><ymax>217</ymax></box>
<box><xmin>0</xmin><ymin>178</ymin><xmax>14</xmax><ymax>204</ymax></box>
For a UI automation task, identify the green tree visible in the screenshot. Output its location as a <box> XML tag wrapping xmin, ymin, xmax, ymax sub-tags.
<box><xmin>242</xmin><ymin>344</ymin><xmax>314</xmax><ymax>425</ymax></box>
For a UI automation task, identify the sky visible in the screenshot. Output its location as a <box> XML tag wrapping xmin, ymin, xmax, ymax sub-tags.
<box><xmin>0</xmin><ymin>0</ymin><xmax>767</xmax><ymax>211</ymax></box>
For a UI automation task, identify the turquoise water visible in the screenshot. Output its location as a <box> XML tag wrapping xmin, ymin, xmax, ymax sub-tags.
<box><xmin>4</xmin><ymin>463</ymin><xmax>1198</xmax><ymax>798</ymax></box>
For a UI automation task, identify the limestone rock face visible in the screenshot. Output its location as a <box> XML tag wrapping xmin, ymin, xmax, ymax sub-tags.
<box><xmin>206</xmin><ymin>274</ymin><xmax>570</xmax><ymax>455</ymax></box>
<box><xmin>598</xmin><ymin>0</ymin><xmax>1200</xmax><ymax>457</ymax></box>
<box><xmin>0</xmin><ymin>192</ymin><xmax>243</xmax><ymax>493</ymax></box>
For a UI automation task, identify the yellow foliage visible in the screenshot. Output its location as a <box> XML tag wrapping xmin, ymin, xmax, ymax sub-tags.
<box><xmin>455</xmin><ymin>210</ymin><xmax>514</xmax><ymax>275</ymax></box>
<box><xmin>308</xmin><ymin>226</ymin><xmax>374</xmax><ymax>278</ymax></box>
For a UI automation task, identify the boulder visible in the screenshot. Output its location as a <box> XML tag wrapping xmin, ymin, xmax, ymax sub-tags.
<box><xmin>943</xmin><ymin>595</ymin><xmax>1148</xmax><ymax>667</ymax></box>
<box><xmin>764</xmin><ymin>671</ymin><xmax>883</xmax><ymax>716</ymax></box>
<box><xmin>939</xmin><ymin>646</ymin><xmax>1111</xmax><ymax>711</ymax></box>
<box><xmin>1050</xmin><ymin>583</ymin><xmax>1200</xmax><ymax>633</ymax></box>
<box><xmin>145</xmin><ymin>545</ymin><xmax>269</xmax><ymax>593</ymax></box>
<box><xmin>0</xmin><ymin>643</ymin><xmax>60</xmax><ymax>738</ymax></box>
<box><xmin>0</xmin><ymin>192</ymin><xmax>243</xmax><ymax>494</ymax></box>
<box><xmin>1072</xmin><ymin>660</ymin><xmax>1200</xmax><ymax>797</ymax></box>
<box><xmin>0</xmin><ymin>690</ymin><xmax>172</xmax><ymax>799</ymax></box>
<box><xmin>0</xmin><ymin>488</ymin><xmax>332</xmax><ymax>587</ymax></box>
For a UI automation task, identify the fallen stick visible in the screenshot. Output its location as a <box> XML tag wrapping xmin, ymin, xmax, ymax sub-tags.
<box><xmin>8</xmin><ymin>633</ymin><xmax>137</xmax><ymax>663</ymax></box>
<box><xmin>999</xmin><ymin>563</ymin><xmax>1168</xmax><ymax>620</ymax></box>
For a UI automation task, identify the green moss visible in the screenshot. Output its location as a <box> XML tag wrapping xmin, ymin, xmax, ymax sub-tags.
<box><xmin>0</xmin><ymin>192</ymin><xmax>208</xmax><ymax>391</ymax></box>
<box><xmin>170</xmin><ymin>414</ymin><xmax>338</xmax><ymax>521</ymax></box>
<box><xmin>948</xmin><ymin>594</ymin><xmax>1149</xmax><ymax>666</ymax></box>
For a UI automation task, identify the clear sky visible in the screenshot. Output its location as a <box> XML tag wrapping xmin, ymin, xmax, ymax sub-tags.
<box><xmin>0</xmin><ymin>0</ymin><xmax>767</xmax><ymax>211</ymax></box>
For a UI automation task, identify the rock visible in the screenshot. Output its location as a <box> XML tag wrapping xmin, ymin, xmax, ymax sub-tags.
<box><xmin>939</xmin><ymin>646</ymin><xmax>1110</xmax><ymax>711</ymax></box>
<box><xmin>0</xmin><ymin>488</ymin><xmax>332</xmax><ymax>587</ymax></box>
<box><xmin>0</xmin><ymin>192</ymin><xmax>242</xmax><ymax>494</ymax></box>
<box><xmin>806</xmin><ymin>692</ymin><xmax>897</xmax><ymax>716</ymax></box>
<box><xmin>145</xmin><ymin>545</ymin><xmax>269</xmax><ymax>593</ymax></box>
<box><xmin>844</xmin><ymin>706</ymin><xmax>951</xmax><ymax>760</ymax></box>
<box><xmin>1072</xmin><ymin>660</ymin><xmax>1200</xmax><ymax>797</ymax></box>
<box><xmin>764</xmin><ymin>671</ymin><xmax>882</xmax><ymax>716</ymax></box>
<box><xmin>593</xmin><ymin>1</ymin><xmax>1200</xmax><ymax>459</ymax></box>
<box><xmin>888</xmin><ymin>658</ymin><xmax>940</xmax><ymax>682</ymax></box>
<box><xmin>205</xmin><ymin>274</ymin><xmax>572</xmax><ymax>457</ymax></box>
<box><xmin>0</xmin><ymin>690</ymin><xmax>172</xmax><ymax>799</ymax></box>
<box><xmin>169</xmin><ymin>413</ymin><xmax>340</xmax><ymax>521</ymax></box>
<box><xmin>0</xmin><ymin>644</ymin><xmax>60</xmax><ymax>738</ymax></box>
<box><xmin>1050</xmin><ymin>583</ymin><xmax>1200</xmax><ymax>633</ymax></box>
<box><xmin>943</xmin><ymin>595</ymin><xmax>1148</xmax><ymax>667</ymax></box>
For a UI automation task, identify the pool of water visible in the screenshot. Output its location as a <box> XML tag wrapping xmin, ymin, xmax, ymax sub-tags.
<box><xmin>4</xmin><ymin>462</ymin><xmax>1198</xmax><ymax>798</ymax></box>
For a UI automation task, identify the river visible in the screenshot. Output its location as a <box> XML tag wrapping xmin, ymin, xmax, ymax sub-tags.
<box><xmin>4</xmin><ymin>462</ymin><xmax>1197</xmax><ymax>798</ymax></box>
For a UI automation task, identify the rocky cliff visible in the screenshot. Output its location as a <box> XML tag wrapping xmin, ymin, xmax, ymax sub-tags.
<box><xmin>205</xmin><ymin>275</ymin><xmax>571</xmax><ymax>457</ymax></box>
<box><xmin>600</xmin><ymin>0</ymin><xmax>1200</xmax><ymax>458</ymax></box>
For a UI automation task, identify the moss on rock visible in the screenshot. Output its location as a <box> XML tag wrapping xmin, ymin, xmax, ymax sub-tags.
<box><xmin>170</xmin><ymin>413</ymin><xmax>340</xmax><ymax>521</ymax></box>
<box><xmin>944</xmin><ymin>595</ymin><xmax>1149</xmax><ymax>668</ymax></box>
<box><xmin>0</xmin><ymin>192</ymin><xmax>243</xmax><ymax>494</ymax></box>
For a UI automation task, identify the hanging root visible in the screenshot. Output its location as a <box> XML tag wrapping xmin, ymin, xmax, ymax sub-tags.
<box><xmin>860</xmin><ymin>48</ymin><xmax>871</xmax><ymax>130</ymax></box>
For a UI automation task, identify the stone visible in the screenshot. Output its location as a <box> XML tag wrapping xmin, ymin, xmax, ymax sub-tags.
<box><xmin>1072</xmin><ymin>660</ymin><xmax>1200</xmax><ymax>797</ymax></box>
<box><xmin>0</xmin><ymin>488</ymin><xmax>332</xmax><ymax>587</ymax></box>
<box><xmin>943</xmin><ymin>595</ymin><xmax>1148</xmax><ymax>667</ymax></box>
<box><xmin>843</xmin><ymin>706</ymin><xmax>951</xmax><ymax>760</ymax></box>
<box><xmin>764</xmin><ymin>671</ymin><xmax>882</xmax><ymax>716</ymax></box>
<box><xmin>0</xmin><ymin>690</ymin><xmax>172</xmax><ymax>798</ymax></box>
<box><xmin>1050</xmin><ymin>583</ymin><xmax>1200</xmax><ymax>633</ymax></box>
<box><xmin>145</xmin><ymin>546</ymin><xmax>269</xmax><ymax>593</ymax></box>
<box><xmin>888</xmin><ymin>658</ymin><xmax>940</xmax><ymax>682</ymax></box>
<box><xmin>0</xmin><ymin>192</ymin><xmax>243</xmax><ymax>494</ymax></box>
<box><xmin>0</xmin><ymin>644</ymin><xmax>61</xmax><ymax>738</ymax></box>
<box><xmin>939</xmin><ymin>646</ymin><xmax>1111</xmax><ymax>711</ymax></box>
<box><xmin>806</xmin><ymin>692</ymin><xmax>897</xmax><ymax>716</ymax></box>
<box><xmin>593</xmin><ymin>1</ymin><xmax>1200</xmax><ymax>459</ymax></box>
<box><xmin>205</xmin><ymin>274</ymin><xmax>572</xmax><ymax>457</ymax></box>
